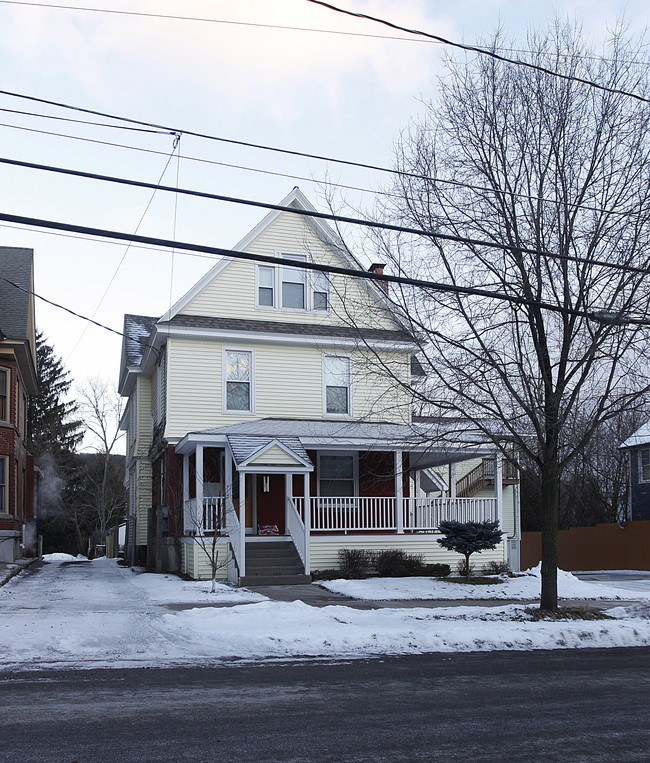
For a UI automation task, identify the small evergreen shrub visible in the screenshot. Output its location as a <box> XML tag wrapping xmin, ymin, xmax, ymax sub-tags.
<box><xmin>437</xmin><ymin>520</ymin><xmax>503</xmax><ymax>582</ymax></box>
<box><xmin>337</xmin><ymin>548</ymin><xmax>374</xmax><ymax>578</ymax></box>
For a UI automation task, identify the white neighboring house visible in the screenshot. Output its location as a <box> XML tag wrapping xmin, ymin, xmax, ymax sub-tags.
<box><xmin>118</xmin><ymin>188</ymin><xmax>521</xmax><ymax>583</ymax></box>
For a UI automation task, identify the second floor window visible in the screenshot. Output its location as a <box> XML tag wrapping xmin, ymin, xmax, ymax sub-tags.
<box><xmin>0</xmin><ymin>369</ymin><xmax>7</xmax><ymax>421</ymax></box>
<box><xmin>225</xmin><ymin>350</ymin><xmax>252</xmax><ymax>412</ymax></box>
<box><xmin>324</xmin><ymin>355</ymin><xmax>351</xmax><ymax>415</ymax></box>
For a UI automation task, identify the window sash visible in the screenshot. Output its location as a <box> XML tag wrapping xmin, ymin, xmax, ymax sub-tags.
<box><xmin>225</xmin><ymin>351</ymin><xmax>252</xmax><ymax>411</ymax></box>
<box><xmin>312</xmin><ymin>272</ymin><xmax>329</xmax><ymax>311</ymax></box>
<box><xmin>319</xmin><ymin>454</ymin><xmax>356</xmax><ymax>497</ymax></box>
<box><xmin>0</xmin><ymin>457</ymin><xmax>6</xmax><ymax>513</ymax></box>
<box><xmin>0</xmin><ymin>369</ymin><xmax>7</xmax><ymax>421</ymax></box>
<box><xmin>640</xmin><ymin>449</ymin><xmax>650</xmax><ymax>482</ymax></box>
<box><xmin>258</xmin><ymin>266</ymin><xmax>275</xmax><ymax>307</ymax></box>
<box><xmin>281</xmin><ymin>255</ymin><xmax>306</xmax><ymax>309</ymax></box>
<box><xmin>324</xmin><ymin>356</ymin><xmax>351</xmax><ymax>415</ymax></box>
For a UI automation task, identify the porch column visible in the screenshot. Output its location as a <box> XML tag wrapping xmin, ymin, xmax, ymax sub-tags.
<box><xmin>239</xmin><ymin>469</ymin><xmax>246</xmax><ymax>577</ymax></box>
<box><xmin>494</xmin><ymin>452</ymin><xmax>503</xmax><ymax>529</ymax></box>
<box><xmin>182</xmin><ymin>454</ymin><xmax>189</xmax><ymax>533</ymax></box>
<box><xmin>413</xmin><ymin>469</ymin><xmax>421</xmax><ymax>528</ymax></box>
<box><xmin>449</xmin><ymin>462</ymin><xmax>457</xmax><ymax>498</ymax></box>
<box><xmin>395</xmin><ymin>450</ymin><xmax>404</xmax><ymax>533</ymax></box>
<box><xmin>195</xmin><ymin>445</ymin><xmax>204</xmax><ymax>504</ymax></box>
<box><xmin>285</xmin><ymin>473</ymin><xmax>292</xmax><ymax>534</ymax></box>
<box><xmin>304</xmin><ymin>472</ymin><xmax>311</xmax><ymax>575</ymax></box>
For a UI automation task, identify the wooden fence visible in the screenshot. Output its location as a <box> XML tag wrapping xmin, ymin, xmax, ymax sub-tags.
<box><xmin>521</xmin><ymin>520</ymin><xmax>650</xmax><ymax>571</ymax></box>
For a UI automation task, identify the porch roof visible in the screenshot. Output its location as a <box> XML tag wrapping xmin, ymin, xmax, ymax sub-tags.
<box><xmin>175</xmin><ymin>417</ymin><xmax>496</xmax><ymax>461</ymax></box>
<box><xmin>228</xmin><ymin>435</ymin><xmax>313</xmax><ymax>471</ymax></box>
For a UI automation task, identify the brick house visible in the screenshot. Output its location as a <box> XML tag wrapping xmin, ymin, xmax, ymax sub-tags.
<box><xmin>0</xmin><ymin>247</ymin><xmax>38</xmax><ymax>562</ymax></box>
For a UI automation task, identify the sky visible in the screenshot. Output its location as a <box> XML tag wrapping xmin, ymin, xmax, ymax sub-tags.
<box><xmin>0</xmin><ymin>0</ymin><xmax>649</xmax><ymax>418</ymax></box>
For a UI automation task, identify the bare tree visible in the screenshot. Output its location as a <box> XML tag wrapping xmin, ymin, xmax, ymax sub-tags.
<box><xmin>77</xmin><ymin>379</ymin><xmax>126</xmax><ymax>547</ymax></box>
<box><xmin>369</xmin><ymin>21</ymin><xmax>650</xmax><ymax>609</ymax></box>
<box><xmin>187</xmin><ymin>494</ymin><xmax>233</xmax><ymax>592</ymax></box>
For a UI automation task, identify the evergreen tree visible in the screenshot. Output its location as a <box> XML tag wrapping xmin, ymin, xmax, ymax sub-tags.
<box><xmin>437</xmin><ymin>521</ymin><xmax>503</xmax><ymax>582</ymax></box>
<box><xmin>28</xmin><ymin>329</ymin><xmax>84</xmax><ymax>455</ymax></box>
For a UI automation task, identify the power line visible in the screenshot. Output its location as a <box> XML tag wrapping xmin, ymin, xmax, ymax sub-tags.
<box><xmin>0</xmin><ymin>89</ymin><xmax>644</xmax><ymax>222</ymax></box>
<box><xmin>0</xmin><ymin>106</ymin><xmax>174</xmax><ymax>134</ymax></box>
<box><xmin>0</xmin><ymin>275</ymin><xmax>160</xmax><ymax>357</ymax></box>
<box><xmin>306</xmin><ymin>0</ymin><xmax>650</xmax><ymax>105</ymax></box>
<box><xmin>2</xmin><ymin>0</ymin><xmax>647</xmax><ymax>67</ymax></box>
<box><xmin>1</xmin><ymin>153</ymin><xmax>648</xmax><ymax>276</ymax></box>
<box><xmin>0</xmin><ymin>210</ymin><xmax>647</xmax><ymax>326</ymax></box>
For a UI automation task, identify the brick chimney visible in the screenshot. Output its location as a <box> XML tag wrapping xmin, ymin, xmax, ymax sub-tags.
<box><xmin>368</xmin><ymin>263</ymin><xmax>388</xmax><ymax>294</ymax></box>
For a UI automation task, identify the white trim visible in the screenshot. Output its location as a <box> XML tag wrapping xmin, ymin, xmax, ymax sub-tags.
<box><xmin>158</xmin><ymin>324</ymin><xmax>415</xmax><ymax>352</ymax></box>
<box><xmin>322</xmin><ymin>353</ymin><xmax>353</xmax><ymax>418</ymax></box>
<box><xmin>222</xmin><ymin>347</ymin><xmax>255</xmax><ymax>416</ymax></box>
<box><xmin>239</xmin><ymin>438</ymin><xmax>313</xmax><ymax>470</ymax></box>
<box><xmin>0</xmin><ymin>367</ymin><xmax>9</xmax><ymax>423</ymax></box>
<box><xmin>0</xmin><ymin>455</ymin><xmax>8</xmax><ymax>514</ymax></box>
<box><xmin>638</xmin><ymin>448</ymin><xmax>650</xmax><ymax>483</ymax></box>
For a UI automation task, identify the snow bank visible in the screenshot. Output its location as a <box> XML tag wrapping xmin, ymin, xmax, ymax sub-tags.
<box><xmin>129</xmin><ymin>573</ymin><xmax>267</xmax><ymax>604</ymax></box>
<box><xmin>318</xmin><ymin>566</ymin><xmax>649</xmax><ymax>601</ymax></box>
<box><xmin>42</xmin><ymin>553</ymin><xmax>88</xmax><ymax>562</ymax></box>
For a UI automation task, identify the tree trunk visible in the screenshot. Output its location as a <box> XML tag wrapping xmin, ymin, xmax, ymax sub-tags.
<box><xmin>540</xmin><ymin>455</ymin><xmax>559</xmax><ymax>610</ymax></box>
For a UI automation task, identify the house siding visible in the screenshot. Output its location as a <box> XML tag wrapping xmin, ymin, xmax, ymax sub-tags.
<box><xmin>180</xmin><ymin>212</ymin><xmax>399</xmax><ymax>332</ymax></box>
<box><xmin>165</xmin><ymin>339</ymin><xmax>411</xmax><ymax>440</ymax></box>
<box><xmin>629</xmin><ymin>447</ymin><xmax>650</xmax><ymax>520</ymax></box>
<box><xmin>310</xmin><ymin>536</ymin><xmax>508</xmax><ymax>571</ymax></box>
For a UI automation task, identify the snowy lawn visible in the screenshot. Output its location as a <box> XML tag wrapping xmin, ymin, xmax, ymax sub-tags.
<box><xmin>317</xmin><ymin>565</ymin><xmax>650</xmax><ymax>602</ymax></box>
<box><xmin>0</xmin><ymin>557</ymin><xmax>649</xmax><ymax>671</ymax></box>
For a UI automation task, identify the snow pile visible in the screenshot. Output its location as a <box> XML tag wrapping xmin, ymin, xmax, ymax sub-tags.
<box><xmin>42</xmin><ymin>553</ymin><xmax>88</xmax><ymax>562</ymax></box>
<box><xmin>129</xmin><ymin>572</ymin><xmax>267</xmax><ymax>604</ymax></box>
<box><xmin>318</xmin><ymin>565</ymin><xmax>648</xmax><ymax>601</ymax></box>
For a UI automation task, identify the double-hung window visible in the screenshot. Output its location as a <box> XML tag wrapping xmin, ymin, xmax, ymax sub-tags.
<box><xmin>319</xmin><ymin>452</ymin><xmax>357</xmax><ymax>497</ymax></box>
<box><xmin>0</xmin><ymin>368</ymin><xmax>7</xmax><ymax>421</ymax></box>
<box><xmin>324</xmin><ymin>355</ymin><xmax>351</xmax><ymax>416</ymax></box>
<box><xmin>225</xmin><ymin>350</ymin><xmax>253</xmax><ymax>413</ymax></box>
<box><xmin>312</xmin><ymin>271</ymin><xmax>329</xmax><ymax>311</ymax></box>
<box><xmin>281</xmin><ymin>254</ymin><xmax>307</xmax><ymax>309</ymax></box>
<box><xmin>0</xmin><ymin>457</ymin><xmax>6</xmax><ymax>513</ymax></box>
<box><xmin>640</xmin><ymin>449</ymin><xmax>650</xmax><ymax>482</ymax></box>
<box><xmin>258</xmin><ymin>266</ymin><xmax>275</xmax><ymax>307</ymax></box>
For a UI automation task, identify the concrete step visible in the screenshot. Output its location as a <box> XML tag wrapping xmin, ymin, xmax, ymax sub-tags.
<box><xmin>246</xmin><ymin>559</ymin><xmax>304</xmax><ymax>572</ymax></box>
<box><xmin>239</xmin><ymin>574</ymin><xmax>312</xmax><ymax>586</ymax></box>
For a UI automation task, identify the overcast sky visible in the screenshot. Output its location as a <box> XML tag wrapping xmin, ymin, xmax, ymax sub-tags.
<box><xmin>1</xmin><ymin>0</ymin><xmax>648</xmax><ymax>409</ymax></box>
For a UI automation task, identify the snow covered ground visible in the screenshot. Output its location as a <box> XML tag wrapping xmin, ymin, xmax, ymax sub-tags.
<box><xmin>0</xmin><ymin>555</ymin><xmax>649</xmax><ymax>672</ymax></box>
<box><xmin>317</xmin><ymin>565</ymin><xmax>650</xmax><ymax>602</ymax></box>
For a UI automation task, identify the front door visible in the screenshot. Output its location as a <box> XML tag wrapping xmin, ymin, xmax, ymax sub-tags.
<box><xmin>256</xmin><ymin>474</ymin><xmax>286</xmax><ymax>534</ymax></box>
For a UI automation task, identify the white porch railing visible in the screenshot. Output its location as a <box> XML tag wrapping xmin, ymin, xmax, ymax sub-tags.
<box><xmin>403</xmin><ymin>497</ymin><xmax>498</xmax><ymax>530</ymax></box>
<box><xmin>308</xmin><ymin>497</ymin><xmax>397</xmax><ymax>532</ymax></box>
<box><xmin>286</xmin><ymin>497</ymin><xmax>308</xmax><ymax>569</ymax></box>
<box><xmin>225</xmin><ymin>496</ymin><xmax>244</xmax><ymax>578</ymax></box>
<box><xmin>305</xmin><ymin>496</ymin><xmax>497</xmax><ymax>533</ymax></box>
<box><xmin>183</xmin><ymin>497</ymin><xmax>226</xmax><ymax>534</ymax></box>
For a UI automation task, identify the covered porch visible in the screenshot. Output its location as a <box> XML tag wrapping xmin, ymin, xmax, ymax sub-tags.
<box><xmin>174</xmin><ymin>419</ymin><xmax>507</xmax><ymax>583</ymax></box>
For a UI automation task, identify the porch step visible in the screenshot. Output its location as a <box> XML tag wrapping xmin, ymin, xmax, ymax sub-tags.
<box><xmin>239</xmin><ymin>574</ymin><xmax>312</xmax><ymax>587</ymax></box>
<box><xmin>241</xmin><ymin>540</ymin><xmax>309</xmax><ymax>586</ymax></box>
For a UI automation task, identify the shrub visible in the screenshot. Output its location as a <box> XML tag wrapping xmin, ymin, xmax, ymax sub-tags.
<box><xmin>311</xmin><ymin>568</ymin><xmax>345</xmax><ymax>581</ymax></box>
<box><xmin>456</xmin><ymin>559</ymin><xmax>475</xmax><ymax>580</ymax></box>
<box><xmin>375</xmin><ymin>549</ymin><xmax>424</xmax><ymax>577</ymax></box>
<box><xmin>437</xmin><ymin>520</ymin><xmax>503</xmax><ymax>582</ymax></box>
<box><xmin>482</xmin><ymin>560</ymin><xmax>510</xmax><ymax>576</ymax></box>
<box><xmin>337</xmin><ymin>548</ymin><xmax>374</xmax><ymax>578</ymax></box>
<box><xmin>423</xmin><ymin>563</ymin><xmax>451</xmax><ymax>577</ymax></box>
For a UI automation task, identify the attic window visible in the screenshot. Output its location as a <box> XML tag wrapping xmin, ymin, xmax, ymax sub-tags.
<box><xmin>281</xmin><ymin>254</ymin><xmax>306</xmax><ymax>309</ymax></box>
<box><xmin>312</xmin><ymin>271</ymin><xmax>329</xmax><ymax>311</ymax></box>
<box><xmin>258</xmin><ymin>266</ymin><xmax>275</xmax><ymax>307</ymax></box>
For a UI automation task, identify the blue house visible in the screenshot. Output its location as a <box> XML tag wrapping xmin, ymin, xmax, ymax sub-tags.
<box><xmin>620</xmin><ymin>424</ymin><xmax>650</xmax><ymax>521</ymax></box>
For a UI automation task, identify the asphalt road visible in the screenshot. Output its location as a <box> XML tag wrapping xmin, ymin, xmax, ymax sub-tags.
<box><xmin>1</xmin><ymin>647</ymin><xmax>649</xmax><ymax>762</ymax></box>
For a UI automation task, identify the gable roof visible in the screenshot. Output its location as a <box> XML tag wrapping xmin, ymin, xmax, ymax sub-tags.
<box><xmin>157</xmin><ymin>187</ymin><xmax>405</xmax><ymax>330</ymax></box>
<box><xmin>123</xmin><ymin>314</ymin><xmax>158</xmax><ymax>367</ymax></box>
<box><xmin>620</xmin><ymin>422</ymin><xmax>650</xmax><ymax>449</ymax></box>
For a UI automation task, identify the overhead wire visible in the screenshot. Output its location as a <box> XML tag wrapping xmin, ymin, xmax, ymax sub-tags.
<box><xmin>1</xmin><ymin>153</ymin><xmax>648</xmax><ymax>277</ymax></box>
<box><xmin>64</xmin><ymin>133</ymin><xmax>182</xmax><ymax>361</ymax></box>
<box><xmin>1</xmin><ymin>210</ymin><xmax>648</xmax><ymax>326</ymax></box>
<box><xmin>305</xmin><ymin>0</ymin><xmax>650</xmax><ymax>104</ymax></box>
<box><xmin>0</xmin><ymin>89</ymin><xmax>646</xmax><ymax>221</ymax></box>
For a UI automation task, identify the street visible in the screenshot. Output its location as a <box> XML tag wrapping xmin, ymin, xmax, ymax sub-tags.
<box><xmin>1</xmin><ymin>647</ymin><xmax>649</xmax><ymax>762</ymax></box>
